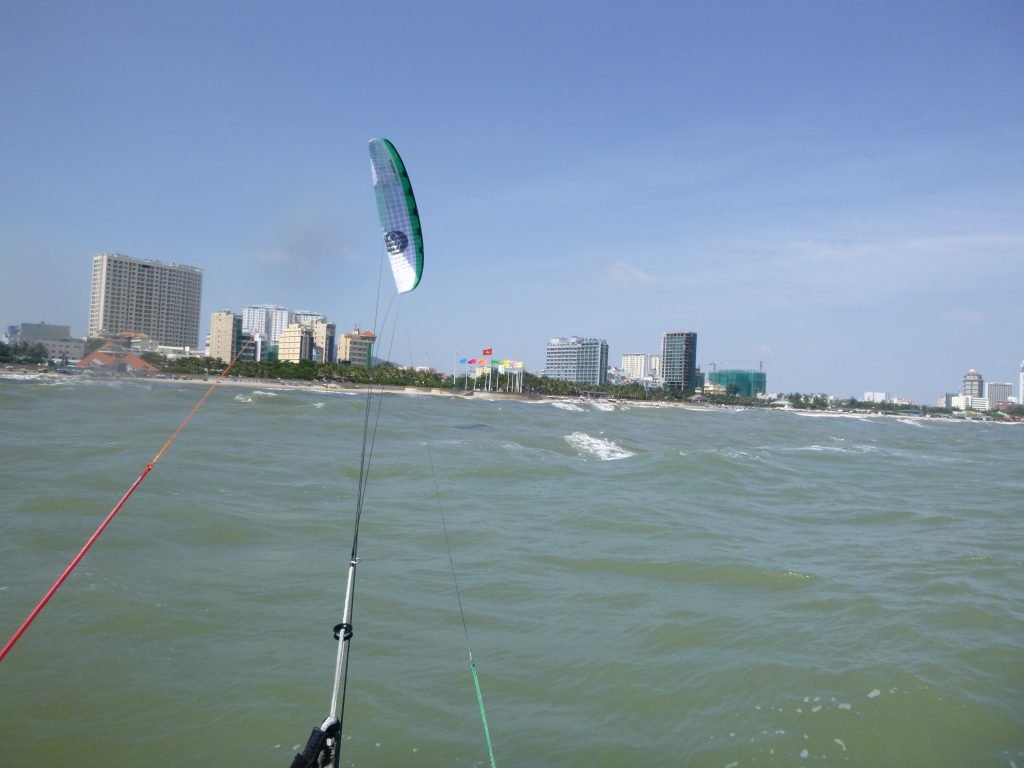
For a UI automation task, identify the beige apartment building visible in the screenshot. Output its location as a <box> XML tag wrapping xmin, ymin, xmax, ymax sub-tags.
<box><xmin>338</xmin><ymin>327</ymin><xmax>376</xmax><ymax>366</ymax></box>
<box><xmin>278</xmin><ymin>323</ymin><xmax>313</xmax><ymax>362</ymax></box>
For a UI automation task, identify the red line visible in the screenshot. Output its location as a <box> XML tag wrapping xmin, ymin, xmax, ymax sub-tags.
<box><xmin>0</xmin><ymin>335</ymin><xmax>258</xmax><ymax>663</ymax></box>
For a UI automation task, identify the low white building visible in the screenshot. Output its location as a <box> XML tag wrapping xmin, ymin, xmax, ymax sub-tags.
<box><xmin>951</xmin><ymin>394</ymin><xmax>989</xmax><ymax>411</ymax></box>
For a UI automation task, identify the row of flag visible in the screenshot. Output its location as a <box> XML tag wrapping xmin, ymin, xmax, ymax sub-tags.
<box><xmin>458</xmin><ymin>349</ymin><xmax>523</xmax><ymax>368</ymax></box>
<box><xmin>459</xmin><ymin>358</ymin><xmax>523</xmax><ymax>368</ymax></box>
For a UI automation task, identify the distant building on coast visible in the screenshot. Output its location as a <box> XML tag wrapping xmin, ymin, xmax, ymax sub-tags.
<box><xmin>962</xmin><ymin>368</ymin><xmax>983</xmax><ymax>398</ymax></box>
<box><xmin>208</xmin><ymin>311</ymin><xmax>260</xmax><ymax>363</ymax></box>
<box><xmin>89</xmin><ymin>253</ymin><xmax>202</xmax><ymax>349</ymax></box>
<box><xmin>242</xmin><ymin>304</ymin><xmax>293</xmax><ymax>347</ymax></box>
<box><xmin>986</xmin><ymin>381</ymin><xmax>1012</xmax><ymax>407</ymax></box>
<box><xmin>661</xmin><ymin>331</ymin><xmax>697</xmax><ymax>392</ymax></box>
<box><xmin>78</xmin><ymin>341</ymin><xmax>158</xmax><ymax>374</ymax></box>
<box><xmin>337</xmin><ymin>326</ymin><xmax>376</xmax><ymax>367</ymax></box>
<box><xmin>8</xmin><ymin>322</ymin><xmax>84</xmax><ymax>361</ymax></box>
<box><xmin>621</xmin><ymin>353</ymin><xmax>655</xmax><ymax>381</ymax></box>
<box><xmin>309</xmin><ymin>320</ymin><xmax>336</xmax><ymax>363</ymax></box>
<box><xmin>545</xmin><ymin>336</ymin><xmax>609</xmax><ymax>386</ymax></box>
<box><xmin>278</xmin><ymin>323</ymin><xmax>314</xmax><ymax>362</ymax></box>
<box><xmin>707</xmin><ymin>368</ymin><xmax>767</xmax><ymax>398</ymax></box>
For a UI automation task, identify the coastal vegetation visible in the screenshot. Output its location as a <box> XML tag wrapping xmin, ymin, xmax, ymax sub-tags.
<box><xmin>0</xmin><ymin>340</ymin><xmax>50</xmax><ymax>363</ymax></box>
<box><xmin>12</xmin><ymin>347</ymin><xmax>1023</xmax><ymax>418</ymax></box>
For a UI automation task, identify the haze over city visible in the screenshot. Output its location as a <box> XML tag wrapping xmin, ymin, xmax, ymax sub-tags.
<box><xmin>2</xmin><ymin>1</ymin><xmax>1022</xmax><ymax>404</ymax></box>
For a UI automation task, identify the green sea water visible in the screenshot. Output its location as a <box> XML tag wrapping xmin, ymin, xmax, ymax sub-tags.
<box><xmin>1</xmin><ymin>377</ymin><xmax>1022</xmax><ymax>767</ymax></box>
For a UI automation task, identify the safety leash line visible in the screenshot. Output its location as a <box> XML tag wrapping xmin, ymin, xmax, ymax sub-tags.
<box><xmin>421</xmin><ymin>400</ymin><xmax>498</xmax><ymax>767</ymax></box>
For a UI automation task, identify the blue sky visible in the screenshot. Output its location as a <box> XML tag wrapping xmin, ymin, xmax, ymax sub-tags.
<box><xmin>2</xmin><ymin>0</ymin><xmax>1021</xmax><ymax>403</ymax></box>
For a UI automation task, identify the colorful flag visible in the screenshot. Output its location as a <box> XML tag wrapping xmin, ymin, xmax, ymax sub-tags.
<box><xmin>482</xmin><ymin>347</ymin><xmax>493</xmax><ymax>355</ymax></box>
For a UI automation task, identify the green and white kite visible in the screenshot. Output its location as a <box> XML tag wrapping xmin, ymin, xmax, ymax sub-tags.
<box><xmin>368</xmin><ymin>138</ymin><xmax>423</xmax><ymax>294</ymax></box>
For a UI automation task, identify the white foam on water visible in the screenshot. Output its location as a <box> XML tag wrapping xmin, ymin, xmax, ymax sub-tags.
<box><xmin>590</xmin><ymin>401</ymin><xmax>615</xmax><ymax>411</ymax></box>
<box><xmin>251</xmin><ymin>390</ymin><xmax>278</xmax><ymax>397</ymax></box>
<box><xmin>868</xmin><ymin>689</ymin><xmax>881</xmax><ymax>698</ymax></box>
<box><xmin>312</xmin><ymin>402</ymin><xmax>325</xmax><ymax>409</ymax></box>
<box><xmin>565</xmin><ymin>432</ymin><xmax>635</xmax><ymax>461</ymax></box>
<box><xmin>234</xmin><ymin>394</ymin><xmax>252</xmax><ymax>403</ymax></box>
<box><xmin>552</xmin><ymin>401</ymin><xmax>585</xmax><ymax>412</ymax></box>
<box><xmin>834</xmin><ymin>738</ymin><xmax>847</xmax><ymax>752</ymax></box>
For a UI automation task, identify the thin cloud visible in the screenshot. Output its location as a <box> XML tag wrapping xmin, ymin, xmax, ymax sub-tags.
<box><xmin>607</xmin><ymin>260</ymin><xmax>658</xmax><ymax>284</ymax></box>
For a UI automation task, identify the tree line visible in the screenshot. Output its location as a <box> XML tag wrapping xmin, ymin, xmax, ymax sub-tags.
<box><xmin>0</xmin><ymin>340</ymin><xmax>50</xmax><ymax>363</ymax></box>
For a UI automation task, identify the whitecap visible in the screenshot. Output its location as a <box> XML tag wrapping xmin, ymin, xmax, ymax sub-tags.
<box><xmin>552</xmin><ymin>401</ymin><xmax>585</xmax><ymax>412</ymax></box>
<box><xmin>565</xmin><ymin>432</ymin><xmax>635</xmax><ymax>461</ymax></box>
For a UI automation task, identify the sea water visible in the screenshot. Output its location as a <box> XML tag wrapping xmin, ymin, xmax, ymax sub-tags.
<box><xmin>1</xmin><ymin>377</ymin><xmax>1022</xmax><ymax>767</ymax></box>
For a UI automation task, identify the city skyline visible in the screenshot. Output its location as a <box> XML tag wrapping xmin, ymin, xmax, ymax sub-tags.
<box><xmin>2</xmin><ymin>2</ymin><xmax>1022</xmax><ymax>405</ymax></box>
<box><xmin>6</xmin><ymin>263</ymin><xmax>1024</xmax><ymax>404</ymax></box>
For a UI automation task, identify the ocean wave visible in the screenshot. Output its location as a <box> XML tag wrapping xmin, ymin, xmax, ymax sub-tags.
<box><xmin>565</xmin><ymin>431</ymin><xmax>635</xmax><ymax>461</ymax></box>
<box><xmin>552</xmin><ymin>401</ymin><xmax>585</xmax><ymax>412</ymax></box>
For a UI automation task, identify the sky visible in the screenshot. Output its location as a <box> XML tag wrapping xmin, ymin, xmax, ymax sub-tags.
<box><xmin>1</xmin><ymin>0</ymin><xmax>1022</xmax><ymax>404</ymax></box>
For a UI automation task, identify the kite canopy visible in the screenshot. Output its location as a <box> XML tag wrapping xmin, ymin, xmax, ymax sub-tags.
<box><xmin>368</xmin><ymin>138</ymin><xmax>423</xmax><ymax>293</ymax></box>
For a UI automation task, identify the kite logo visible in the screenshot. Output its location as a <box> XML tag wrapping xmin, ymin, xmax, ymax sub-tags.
<box><xmin>385</xmin><ymin>230</ymin><xmax>409</xmax><ymax>255</ymax></box>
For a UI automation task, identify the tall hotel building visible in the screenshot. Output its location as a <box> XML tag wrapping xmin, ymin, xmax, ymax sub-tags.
<box><xmin>622</xmin><ymin>353</ymin><xmax>656</xmax><ymax>381</ymax></box>
<box><xmin>661</xmin><ymin>331</ymin><xmax>697</xmax><ymax>391</ymax></box>
<box><xmin>89</xmin><ymin>253</ymin><xmax>203</xmax><ymax>348</ymax></box>
<box><xmin>241</xmin><ymin>304</ymin><xmax>293</xmax><ymax>346</ymax></box>
<box><xmin>545</xmin><ymin>337</ymin><xmax>609</xmax><ymax>386</ymax></box>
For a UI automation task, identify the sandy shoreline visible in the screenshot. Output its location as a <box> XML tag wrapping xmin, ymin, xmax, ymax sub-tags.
<box><xmin>5</xmin><ymin>369</ymin><xmax>1013</xmax><ymax>421</ymax></box>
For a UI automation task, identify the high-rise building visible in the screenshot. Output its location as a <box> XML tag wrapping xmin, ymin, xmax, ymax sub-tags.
<box><xmin>544</xmin><ymin>337</ymin><xmax>608</xmax><ymax>385</ymax></box>
<box><xmin>89</xmin><ymin>253</ymin><xmax>202</xmax><ymax>348</ymax></box>
<box><xmin>293</xmin><ymin>310</ymin><xmax>325</xmax><ymax>326</ymax></box>
<box><xmin>987</xmin><ymin>381</ymin><xmax>1012</xmax><ymax>406</ymax></box>
<box><xmin>661</xmin><ymin>331</ymin><xmax>697</xmax><ymax>391</ymax></box>
<box><xmin>962</xmin><ymin>368</ymin><xmax>983</xmax><ymax>397</ymax></box>
<box><xmin>278</xmin><ymin>323</ymin><xmax>314</xmax><ymax>362</ymax></box>
<box><xmin>241</xmin><ymin>304</ymin><xmax>292</xmax><ymax>346</ymax></box>
<box><xmin>622</xmin><ymin>353</ymin><xmax>654</xmax><ymax>381</ymax></box>
<box><xmin>1019</xmin><ymin>361</ymin><xmax>1023</xmax><ymax>405</ymax></box>
<box><xmin>309</xmin><ymin>320</ymin><xmax>336</xmax><ymax>363</ymax></box>
<box><xmin>338</xmin><ymin>327</ymin><xmax>376</xmax><ymax>367</ymax></box>
<box><xmin>707</xmin><ymin>369</ymin><xmax>767</xmax><ymax>398</ymax></box>
<box><xmin>208</xmin><ymin>311</ymin><xmax>256</xmax><ymax>363</ymax></box>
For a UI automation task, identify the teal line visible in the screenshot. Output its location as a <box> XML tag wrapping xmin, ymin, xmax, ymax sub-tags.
<box><xmin>471</xmin><ymin>661</ymin><xmax>497</xmax><ymax>768</ymax></box>
<box><xmin>422</xmin><ymin>433</ymin><xmax>498</xmax><ymax>767</ymax></box>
